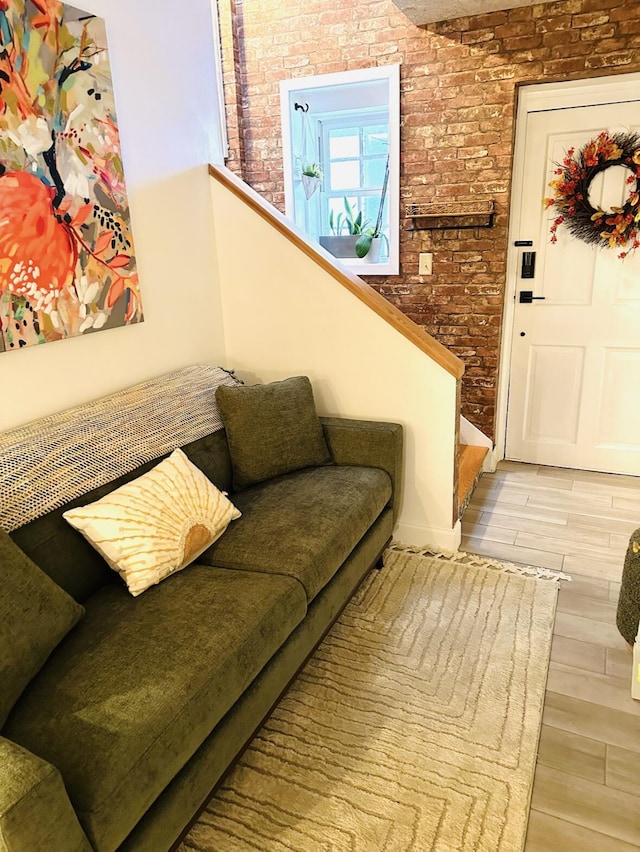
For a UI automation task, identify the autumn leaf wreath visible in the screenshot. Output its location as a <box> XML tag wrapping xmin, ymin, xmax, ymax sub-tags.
<box><xmin>544</xmin><ymin>130</ymin><xmax>640</xmax><ymax>259</ymax></box>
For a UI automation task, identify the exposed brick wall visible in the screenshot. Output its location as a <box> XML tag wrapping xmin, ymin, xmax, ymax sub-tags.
<box><xmin>218</xmin><ymin>0</ymin><xmax>640</xmax><ymax>438</ymax></box>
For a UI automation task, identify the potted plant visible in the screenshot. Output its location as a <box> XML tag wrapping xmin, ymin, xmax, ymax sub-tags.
<box><xmin>355</xmin><ymin>227</ymin><xmax>384</xmax><ymax>263</ymax></box>
<box><xmin>319</xmin><ymin>197</ymin><xmax>371</xmax><ymax>257</ymax></box>
<box><xmin>301</xmin><ymin>162</ymin><xmax>323</xmax><ymax>200</ymax></box>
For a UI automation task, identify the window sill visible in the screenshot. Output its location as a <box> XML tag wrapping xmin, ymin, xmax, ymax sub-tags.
<box><xmin>339</xmin><ymin>257</ymin><xmax>398</xmax><ymax>276</ymax></box>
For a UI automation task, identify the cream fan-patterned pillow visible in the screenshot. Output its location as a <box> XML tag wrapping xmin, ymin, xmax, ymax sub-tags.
<box><xmin>63</xmin><ymin>449</ymin><xmax>241</xmax><ymax>596</ymax></box>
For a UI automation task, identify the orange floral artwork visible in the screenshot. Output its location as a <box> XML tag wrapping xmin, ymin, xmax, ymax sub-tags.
<box><xmin>0</xmin><ymin>1</ymin><xmax>142</xmax><ymax>353</ymax></box>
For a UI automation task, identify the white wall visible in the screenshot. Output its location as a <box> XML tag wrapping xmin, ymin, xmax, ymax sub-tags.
<box><xmin>0</xmin><ymin>0</ymin><xmax>226</xmax><ymax>431</ymax></box>
<box><xmin>210</xmin><ymin>173</ymin><xmax>462</xmax><ymax>550</ymax></box>
<box><xmin>2</xmin><ymin>0</ymin><xmax>462</xmax><ymax>549</ymax></box>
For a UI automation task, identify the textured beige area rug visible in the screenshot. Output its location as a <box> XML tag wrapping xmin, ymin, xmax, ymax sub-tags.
<box><xmin>180</xmin><ymin>548</ymin><xmax>559</xmax><ymax>852</ymax></box>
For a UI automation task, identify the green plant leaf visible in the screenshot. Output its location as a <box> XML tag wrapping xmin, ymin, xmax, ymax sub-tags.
<box><xmin>302</xmin><ymin>162</ymin><xmax>322</xmax><ymax>178</ymax></box>
<box><xmin>355</xmin><ymin>233</ymin><xmax>373</xmax><ymax>258</ymax></box>
<box><xmin>343</xmin><ymin>196</ymin><xmax>357</xmax><ymax>232</ymax></box>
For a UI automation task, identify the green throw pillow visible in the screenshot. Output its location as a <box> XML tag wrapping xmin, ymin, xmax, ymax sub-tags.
<box><xmin>216</xmin><ymin>376</ymin><xmax>331</xmax><ymax>489</ymax></box>
<box><xmin>0</xmin><ymin>529</ymin><xmax>84</xmax><ymax>727</ymax></box>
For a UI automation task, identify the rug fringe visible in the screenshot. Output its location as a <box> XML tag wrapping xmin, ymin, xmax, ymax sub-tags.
<box><xmin>386</xmin><ymin>540</ymin><xmax>571</xmax><ymax>583</ymax></box>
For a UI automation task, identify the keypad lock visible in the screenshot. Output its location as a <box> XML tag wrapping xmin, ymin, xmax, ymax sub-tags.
<box><xmin>521</xmin><ymin>251</ymin><xmax>536</xmax><ymax>279</ymax></box>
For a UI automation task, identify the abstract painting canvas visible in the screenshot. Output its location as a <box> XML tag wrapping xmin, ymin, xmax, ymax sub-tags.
<box><xmin>0</xmin><ymin>0</ymin><xmax>142</xmax><ymax>353</ymax></box>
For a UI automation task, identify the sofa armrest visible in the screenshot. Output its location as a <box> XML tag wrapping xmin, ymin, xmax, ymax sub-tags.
<box><xmin>0</xmin><ymin>737</ymin><xmax>92</xmax><ymax>852</ymax></box>
<box><xmin>320</xmin><ymin>417</ymin><xmax>403</xmax><ymax>524</ymax></box>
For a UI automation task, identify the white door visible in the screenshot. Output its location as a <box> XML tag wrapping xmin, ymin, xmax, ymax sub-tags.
<box><xmin>506</xmin><ymin>101</ymin><xmax>640</xmax><ymax>476</ymax></box>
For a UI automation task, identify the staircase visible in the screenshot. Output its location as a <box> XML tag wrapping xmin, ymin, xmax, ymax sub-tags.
<box><xmin>457</xmin><ymin>443</ymin><xmax>489</xmax><ymax>519</ymax></box>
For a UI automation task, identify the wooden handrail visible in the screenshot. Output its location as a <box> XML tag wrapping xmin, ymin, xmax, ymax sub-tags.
<box><xmin>209</xmin><ymin>163</ymin><xmax>465</xmax><ymax>380</ymax></box>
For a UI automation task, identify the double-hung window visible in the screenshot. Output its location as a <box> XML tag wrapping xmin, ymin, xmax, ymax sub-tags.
<box><xmin>321</xmin><ymin>114</ymin><xmax>389</xmax><ymax>250</ymax></box>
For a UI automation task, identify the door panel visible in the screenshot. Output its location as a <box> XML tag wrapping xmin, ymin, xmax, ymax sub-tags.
<box><xmin>506</xmin><ymin>101</ymin><xmax>640</xmax><ymax>475</ymax></box>
<box><xmin>523</xmin><ymin>346</ymin><xmax>584</xmax><ymax>445</ymax></box>
<box><xmin>598</xmin><ymin>349</ymin><xmax>640</xmax><ymax>449</ymax></box>
<box><xmin>539</xmin><ymin>132</ymin><xmax>599</xmax><ymax>307</ymax></box>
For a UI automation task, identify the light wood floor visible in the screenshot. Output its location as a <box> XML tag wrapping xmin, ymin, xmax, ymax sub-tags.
<box><xmin>460</xmin><ymin>460</ymin><xmax>640</xmax><ymax>852</ymax></box>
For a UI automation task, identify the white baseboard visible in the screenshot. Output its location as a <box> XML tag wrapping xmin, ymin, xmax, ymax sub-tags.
<box><xmin>393</xmin><ymin>519</ymin><xmax>462</xmax><ymax>553</ymax></box>
<box><xmin>484</xmin><ymin>446</ymin><xmax>501</xmax><ymax>473</ymax></box>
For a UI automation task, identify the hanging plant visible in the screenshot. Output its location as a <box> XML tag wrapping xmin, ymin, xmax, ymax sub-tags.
<box><xmin>300</xmin><ymin>162</ymin><xmax>323</xmax><ymax>200</ymax></box>
<box><xmin>294</xmin><ymin>103</ymin><xmax>323</xmax><ymax>201</ymax></box>
<box><xmin>544</xmin><ymin>130</ymin><xmax>640</xmax><ymax>259</ymax></box>
<box><xmin>301</xmin><ymin>162</ymin><xmax>323</xmax><ymax>179</ymax></box>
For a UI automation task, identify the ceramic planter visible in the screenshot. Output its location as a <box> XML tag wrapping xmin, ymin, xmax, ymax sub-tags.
<box><xmin>361</xmin><ymin>237</ymin><xmax>382</xmax><ymax>263</ymax></box>
<box><xmin>301</xmin><ymin>174</ymin><xmax>322</xmax><ymax>199</ymax></box>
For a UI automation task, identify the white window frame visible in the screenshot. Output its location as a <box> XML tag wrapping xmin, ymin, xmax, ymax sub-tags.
<box><xmin>280</xmin><ymin>65</ymin><xmax>400</xmax><ymax>276</ymax></box>
<box><xmin>209</xmin><ymin>0</ymin><xmax>229</xmax><ymax>163</ymax></box>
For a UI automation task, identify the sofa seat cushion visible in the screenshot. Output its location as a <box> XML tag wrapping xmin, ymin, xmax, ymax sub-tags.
<box><xmin>199</xmin><ymin>465</ymin><xmax>392</xmax><ymax>603</ymax></box>
<box><xmin>4</xmin><ymin>565</ymin><xmax>307</xmax><ymax>852</ymax></box>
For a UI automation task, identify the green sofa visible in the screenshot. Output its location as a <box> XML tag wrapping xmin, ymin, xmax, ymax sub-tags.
<box><xmin>0</xmin><ymin>368</ymin><xmax>403</xmax><ymax>852</ymax></box>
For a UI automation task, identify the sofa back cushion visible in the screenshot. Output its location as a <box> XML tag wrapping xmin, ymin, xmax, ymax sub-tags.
<box><xmin>10</xmin><ymin>431</ymin><xmax>234</xmax><ymax>603</ymax></box>
<box><xmin>182</xmin><ymin>429</ymin><xmax>233</xmax><ymax>494</ymax></box>
<box><xmin>0</xmin><ymin>529</ymin><xmax>84</xmax><ymax>727</ymax></box>
<box><xmin>10</xmin><ymin>460</ymin><xmax>161</xmax><ymax>602</ymax></box>
<box><xmin>216</xmin><ymin>376</ymin><xmax>331</xmax><ymax>490</ymax></box>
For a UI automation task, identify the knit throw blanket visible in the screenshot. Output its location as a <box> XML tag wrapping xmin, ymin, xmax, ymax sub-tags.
<box><xmin>0</xmin><ymin>366</ymin><xmax>239</xmax><ymax>531</ymax></box>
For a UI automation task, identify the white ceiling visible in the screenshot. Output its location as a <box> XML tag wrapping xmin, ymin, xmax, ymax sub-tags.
<box><xmin>392</xmin><ymin>0</ymin><xmax>555</xmax><ymax>26</ymax></box>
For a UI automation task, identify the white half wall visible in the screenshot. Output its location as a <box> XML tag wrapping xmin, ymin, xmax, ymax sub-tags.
<box><xmin>0</xmin><ymin>0</ymin><xmax>226</xmax><ymax>431</ymax></box>
<box><xmin>210</xmin><ymin>172</ymin><xmax>461</xmax><ymax>551</ymax></box>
